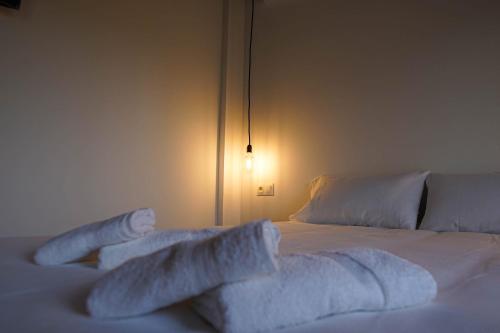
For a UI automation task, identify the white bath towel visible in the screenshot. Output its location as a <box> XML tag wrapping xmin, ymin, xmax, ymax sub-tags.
<box><xmin>34</xmin><ymin>208</ymin><xmax>156</xmax><ymax>266</ymax></box>
<box><xmin>98</xmin><ymin>227</ymin><xmax>224</xmax><ymax>270</ymax></box>
<box><xmin>87</xmin><ymin>219</ymin><xmax>280</xmax><ymax>319</ymax></box>
<box><xmin>193</xmin><ymin>248</ymin><xmax>437</xmax><ymax>333</ymax></box>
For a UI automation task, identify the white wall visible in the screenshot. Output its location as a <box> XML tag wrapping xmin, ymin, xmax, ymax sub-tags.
<box><xmin>243</xmin><ymin>0</ymin><xmax>500</xmax><ymax>222</ymax></box>
<box><xmin>3</xmin><ymin>0</ymin><xmax>499</xmax><ymax>234</ymax></box>
<box><xmin>0</xmin><ymin>0</ymin><xmax>223</xmax><ymax>236</ymax></box>
<box><xmin>219</xmin><ymin>0</ymin><xmax>247</xmax><ymax>227</ymax></box>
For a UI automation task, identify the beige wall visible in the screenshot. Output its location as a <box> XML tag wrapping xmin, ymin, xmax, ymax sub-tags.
<box><xmin>0</xmin><ymin>0</ymin><xmax>223</xmax><ymax>236</ymax></box>
<box><xmin>243</xmin><ymin>0</ymin><xmax>500</xmax><ymax>222</ymax></box>
<box><xmin>3</xmin><ymin>0</ymin><xmax>500</xmax><ymax>234</ymax></box>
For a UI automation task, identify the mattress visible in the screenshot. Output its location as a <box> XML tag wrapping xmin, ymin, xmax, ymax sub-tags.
<box><xmin>2</xmin><ymin>221</ymin><xmax>500</xmax><ymax>333</ymax></box>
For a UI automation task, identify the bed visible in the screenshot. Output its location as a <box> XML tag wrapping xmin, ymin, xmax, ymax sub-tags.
<box><xmin>2</xmin><ymin>220</ymin><xmax>500</xmax><ymax>333</ymax></box>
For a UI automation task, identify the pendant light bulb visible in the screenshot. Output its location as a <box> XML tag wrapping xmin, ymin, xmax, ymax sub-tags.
<box><xmin>245</xmin><ymin>144</ymin><xmax>254</xmax><ymax>171</ymax></box>
<box><xmin>245</xmin><ymin>0</ymin><xmax>255</xmax><ymax>173</ymax></box>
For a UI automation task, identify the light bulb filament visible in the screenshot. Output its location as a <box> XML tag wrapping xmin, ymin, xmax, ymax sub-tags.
<box><xmin>245</xmin><ymin>153</ymin><xmax>254</xmax><ymax>170</ymax></box>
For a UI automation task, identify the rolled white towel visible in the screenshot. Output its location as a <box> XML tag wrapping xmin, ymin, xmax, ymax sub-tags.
<box><xmin>193</xmin><ymin>248</ymin><xmax>437</xmax><ymax>333</ymax></box>
<box><xmin>98</xmin><ymin>227</ymin><xmax>224</xmax><ymax>270</ymax></box>
<box><xmin>87</xmin><ymin>219</ymin><xmax>280</xmax><ymax>319</ymax></box>
<box><xmin>34</xmin><ymin>208</ymin><xmax>156</xmax><ymax>266</ymax></box>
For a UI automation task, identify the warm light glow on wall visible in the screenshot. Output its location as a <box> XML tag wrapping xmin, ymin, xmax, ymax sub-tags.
<box><xmin>252</xmin><ymin>150</ymin><xmax>277</xmax><ymax>181</ymax></box>
<box><xmin>243</xmin><ymin>150</ymin><xmax>274</xmax><ymax>176</ymax></box>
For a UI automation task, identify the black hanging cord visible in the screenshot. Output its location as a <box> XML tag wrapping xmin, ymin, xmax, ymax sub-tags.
<box><xmin>246</xmin><ymin>0</ymin><xmax>255</xmax><ymax>153</ymax></box>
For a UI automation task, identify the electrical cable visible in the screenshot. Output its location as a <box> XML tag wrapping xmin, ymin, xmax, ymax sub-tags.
<box><xmin>247</xmin><ymin>0</ymin><xmax>255</xmax><ymax>152</ymax></box>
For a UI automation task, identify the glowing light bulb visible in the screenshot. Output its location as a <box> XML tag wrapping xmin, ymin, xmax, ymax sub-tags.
<box><xmin>245</xmin><ymin>153</ymin><xmax>254</xmax><ymax>170</ymax></box>
<box><xmin>245</xmin><ymin>145</ymin><xmax>254</xmax><ymax>171</ymax></box>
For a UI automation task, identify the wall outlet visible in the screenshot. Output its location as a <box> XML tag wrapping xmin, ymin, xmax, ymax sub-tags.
<box><xmin>257</xmin><ymin>184</ymin><xmax>274</xmax><ymax>196</ymax></box>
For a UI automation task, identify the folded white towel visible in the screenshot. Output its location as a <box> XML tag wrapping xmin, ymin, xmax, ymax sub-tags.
<box><xmin>193</xmin><ymin>248</ymin><xmax>437</xmax><ymax>333</ymax></box>
<box><xmin>34</xmin><ymin>208</ymin><xmax>156</xmax><ymax>266</ymax></box>
<box><xmin>98</xmin><ymin>227</ymin><xmax>224</xmax><ymax>270</ymax></box>
<box><xmin>87</xmin><ymin>219</ymin><xmax>280</xmax><ymax>319</ymax></box>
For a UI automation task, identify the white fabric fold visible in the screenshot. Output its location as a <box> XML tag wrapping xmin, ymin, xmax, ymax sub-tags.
<box><xmin>34</xmin><ymin>208</ymin><xmax>156</xmax><ymax>266</ymax></box>
<box><xmin>98</xmin><ymin>227</ymin><xmax>224</xmax><ymax>270</ymax></box>
<box><xmin>193</xmin><ymin>248</ymin><xmax>437</xmax><ymax>333</ymax></box>
<box><xmin>87</xmin><ymin>219</ymin><xmax>280</xmax><ymax>319</ymax></box>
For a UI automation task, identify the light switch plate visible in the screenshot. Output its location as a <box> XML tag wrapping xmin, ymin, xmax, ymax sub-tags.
<box><xmin>257</xmin><ymin>184</ymin><xmax>274</xmax><ymax>196</ymax></box>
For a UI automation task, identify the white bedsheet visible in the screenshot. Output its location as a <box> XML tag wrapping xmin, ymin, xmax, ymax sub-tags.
<box><xmin>2</xmin><ymin>221</ymin><xmax>500</xmax><ymax>333</ymax></box>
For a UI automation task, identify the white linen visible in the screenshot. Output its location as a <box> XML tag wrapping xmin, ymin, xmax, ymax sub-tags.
<box><xmin>87</xmin><ymin>220</ymin><xmax>280</xmax><ymax>318</ymax></box>
<box><xmin>421</xmin><ymin>173</ymin><xmax>500</xmax><ymax>233</ymax></box>
<box><xmin>34</xmin><ymin>208</ymin><xmax>156</xmax><ymax>265</ymax></box>
<box><xmin>194</xmin><ymin>248</ymin><xmax>437</xmax><ymax>333</ymax></box>
<box><xmin>98</xmin><ymin>227</ymin><xmax>223</xmax><ymax>270</ymax></box>
<box><xmin>2</xmin><ymin>221</ymin><xmax>500</xmax><ymax>333</ymax></box>
<box><xmin>290</xmin><ymin>172</ymin><xmax>428</xmax><ymax>229</ymax></box>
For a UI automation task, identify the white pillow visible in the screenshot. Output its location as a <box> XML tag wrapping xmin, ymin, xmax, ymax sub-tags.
<box><xmin>420</xmin><ymin>173</ymin><xmax>500</xmax><ymax>233</ymax></box>
<box><xmin>290</xmin><ymin>172</ymin><xmax>429</xmax><ymax>230</ymax></box>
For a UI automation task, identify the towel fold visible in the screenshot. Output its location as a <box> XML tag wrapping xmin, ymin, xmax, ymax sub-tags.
<box><xmin>98</xmin><ymin>227</ymin><xmax>224</xmax><ymax>270</ymax></box>
<box><xmin>34</xmin><ymin>208</ymin><xmax>156</xmax><ymax>266</ymax></box>
<box><xmin>193</xmin><ymin>248</ymin><xmax>437</xmax><ymax>333</ymax></box>
<box><xmin>87</xmin><ymin>219</ymin><xmax>280</xmax><ymax>319</ymax></box>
